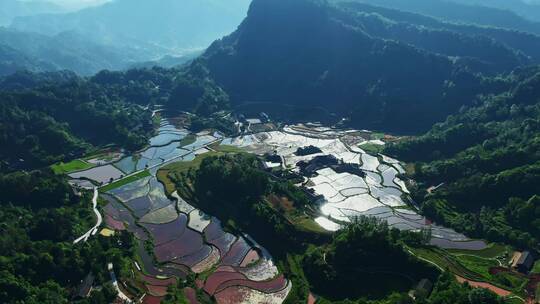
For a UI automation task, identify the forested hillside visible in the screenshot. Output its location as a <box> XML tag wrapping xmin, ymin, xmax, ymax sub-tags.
<box><xmin>348</xmin><ymin>0</ymin><xmax>540</xmax><ymax>34</ymax></box>
<box><xmin>0</xmin><ymin>67</ymin><xmax>230</xmax><ymax>173</ymax></box>
<box><xmin>0</xmin><ymin>170</ymin><xmax>137</xmax><ymax>303</ymax></box>
<box><xmin>386</xmin><ymin>66</ymin><xmax>540</xmax><ymax>250</ymax></box>
<box><xmin>0</xmin><ymin>71</ymin><xmax>151</xmax><ymax>172</ymax></box>
<box><xmin>337</xmin><ymin>2</ymin><xmax>540</xmax><ymax>67</ymax></box>
<box><xmin>0</xmin><ymin>43</ymin><xmax>55</xmax><ymax>77</ymax></box>
<box><xmin>194</xmin><ymin>0</ymin><xmax>540</xmax><ymax>133</ymax></box>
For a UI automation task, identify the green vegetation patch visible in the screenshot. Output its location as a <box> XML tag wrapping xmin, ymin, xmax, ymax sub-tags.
<box><xmin>212</xmin><ymin>144</ymin><xmax>246</xmax><ymax>153</ymax></box>
<box><xmin>51</xmin><ymin>159</ymin><xmax>95</xmax><ymax>175</ymax></box>
<box><xmin>295</xmin><ymin>217</ymin><xmax>329</xmax><ymax>234</ymax></box>
<box><xmin>158</xmin><ymin>151</ymin><xmax>222</xmax><ymax>194</ymax></box>
<box><xmin>179</xmin><ymin>134</ymin><xmax>197</xmax><ymax>147</ymax></box>
<box><xmin>99</xmin><ymin>170</ymin><xmax>151</xmax><ymax>192</ymax></box>
<box><xmin>409</xmin><ymin>247</ymin><xmax>484</xmax><ymax>281</ymax></box>
<box><xmin>532</xmin><ymin>260</ymin><xmax>540</xmax><ymax>274</ymax></box>
<box><xmin>359</xmin><ymin>143</ymin><xmax>384</xmax><ymax>154</ymax></box>
<box><xmin>491</xmin><ymin>271</ymin><xmax>528</xmax><ymax>293</ymax></box>
<box><xmin>371</xmin><ymin>132</ymin><xmax>386</xmax><ymax>140</ymax></box>
<box><xmin>504</xmin><ymin>297</ymin><xmax>525</xmax><ymax>304</ymax></box>
<box><xmin>453</xmin><ymin>255</ymin><xmax>499</xmax><ymax>278</ymax></box>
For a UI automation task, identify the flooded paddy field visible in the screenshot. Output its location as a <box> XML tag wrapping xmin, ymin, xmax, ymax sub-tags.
<box><xmin>69</xmin><ymin>118</ymin><xmax>488</xmax><ymax>303</ymax></box>
<box><xmin>222</xmin><ymin>124</ymin><xmax>487</xmax><ymax>250</ymax></box>
<box><xmin>96</xmin><ymin>119</ymin><xmax>290</xmax><ymax>303</ymax></box>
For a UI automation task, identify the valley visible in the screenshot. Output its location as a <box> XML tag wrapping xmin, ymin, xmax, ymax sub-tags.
<box><xmin>2</xmin><ymin>0</ymin><xmax>540</xmax><ymax>303</ymax></box>
<box><xmin>54</xmin><ymin>109</ymin><xmax>538</xmax><ymax>303</ymax></box>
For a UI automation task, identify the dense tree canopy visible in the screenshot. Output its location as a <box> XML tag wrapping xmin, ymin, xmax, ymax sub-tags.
<box><xmin>0</xmin><ymin>171</ymin><xmax>135</xmax><ymax>303</ymax></box>
<box><xmin>387</xmin><ymin>67</ymin><xmax>540</xmax><ymax>250</ymax></box>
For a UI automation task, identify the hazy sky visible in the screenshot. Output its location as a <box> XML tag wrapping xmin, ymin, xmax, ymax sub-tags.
<box><xmin>25</xmin><ymin>0</ymin><xmax>111</xmax><ymax>10</ymax></box>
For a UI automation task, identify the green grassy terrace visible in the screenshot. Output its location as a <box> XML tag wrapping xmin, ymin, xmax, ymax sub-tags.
<box><xmin>99</xmin><ymin>170</ymin><xmax>151</xmax><ymax>192</ymax></box>
<box><xmin>51</xmin><ymin>159</ymin><xmax>95</xmax><ymax>174</ymax></box>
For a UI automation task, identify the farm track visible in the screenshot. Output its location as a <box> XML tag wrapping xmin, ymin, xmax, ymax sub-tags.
<box><xmin>73</xmin><ymin>187</ymin><xmax>102</xmax><ymax>244</ymax></box>
<box><xmin>455</xmin><ymin>275</ymin><xmax>512</xmax><ymax>297</ymax></box>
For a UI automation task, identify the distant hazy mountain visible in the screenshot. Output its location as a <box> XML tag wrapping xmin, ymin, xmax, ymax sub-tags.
<box><xmin>129</xmin><ymin>52</ymin><xmax>203</xmax><ymax>70</ymax></box>
<box><xmin>448</xmin><ymin>0</ymin><xmax>540</xmax><ymax>22</ymax></box>
<box><xmin>0</xmin><ymin>28</ymin><xmax>157</xmax><ymax>76</ymax></box>
<box><xmin>0</xmin><ymin>43</ymin><xmax>55</xmax><ymax>76</ymax></box>
<box><xmin>0</xmin><ymin>0</ymin><xmax>63</xmax><ymax>26</ymax></box>
<box><xmin>11</xmin><ymin>0</ymin><xmax>252</xmax><ymax>54</ymax></box>
<box><xmin>32</xmin><ymin>0</ymin><xmax>111</xmax><ymax>11</ymax></box>
<box><xmin>345</xmin><ymin>0</ymin><xmax>540</xmax><ymax>35</ymax></box>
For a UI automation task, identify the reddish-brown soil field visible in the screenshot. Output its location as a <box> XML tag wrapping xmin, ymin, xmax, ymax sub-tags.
<box><xmin>142</xmin><ymin>294</ymin><xmax>162</xmax><ymax>304</ymax></box>
<box><xmin>204</xmin><ymin>271</ymin><xmax>247</xmax><ymax>295</ymax></box>
<box><xmin>173</xmin><ymin>245</ymin><xmax>212</xmax><ymax>267</ymax></box>
<box><xmin>154</xmin><ymin>228</ymin><xmax>204</xmax><ymax>262</ymax></box>
<box><xmin>222</xmin><ymin>238</ymin><xmax>252</xmax><ymax>266</ymax></box>
<box><xmin>184</xmin><ymin>287</ymin><xmax>198</xmax><ymax>304</ymax></box>
<box><xmin>142</xmin><ymin>214</ymin><xmax>187</xmax><ymax>245</ymax></box>
<box><xmin>455</xmin><ymin>275</ymin><xmax>511</xmax><ymax>297</ymax></box>
<box><xmin>214</xmin><ymin>275</ymin><xmax>286</xmax><ymax>294</ymax></box>
<box><xmin>146</xmin><ymin>284</ymin><xmax>169</xmax><ymax>297</ymax></box>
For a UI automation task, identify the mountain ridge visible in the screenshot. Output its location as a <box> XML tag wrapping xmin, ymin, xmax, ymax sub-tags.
<box><xmin>193</xmin><ymin>0</ymin><xmax>530</xmax><ymax>132</ymax></box>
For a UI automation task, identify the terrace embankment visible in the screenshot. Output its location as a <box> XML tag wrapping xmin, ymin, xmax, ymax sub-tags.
<box><xmin>158</xmin><ymin>151</ymin><xmax>443</xmax><ymax>301</ymax></box>
<box><xmin>94</xmin><ymin>119</ymin><xmax>292</xmax><ymax>303</ymax></box>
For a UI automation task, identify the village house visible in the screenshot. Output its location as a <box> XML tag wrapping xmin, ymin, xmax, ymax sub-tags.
<box><xmin>511</xmin><ymin>251</ymin><xmax>535</xmax><ymax>274</ymax></box>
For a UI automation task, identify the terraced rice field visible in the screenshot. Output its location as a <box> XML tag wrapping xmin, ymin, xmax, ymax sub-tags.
<box><xmin>69</xmin><ymin>164</ymin><xmax>125</xmax><ymax>184</ymax></box>
<box><xmin>100</xmin><ymin>120</ymin><xmax>290</xmax><ymax>303</ymax></box>
<box><xmin>222</xmin><ymin>124</ymin><xmax>487</xmax><ymax>250</ymax></box>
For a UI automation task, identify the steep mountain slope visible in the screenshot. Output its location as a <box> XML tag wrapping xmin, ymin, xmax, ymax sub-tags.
<box><xmin>386</xmin><ymin>66</ymin><xmax>540</xmax><ymax>250</ymax></box>
<box><xmin>0</xmin><ymin>66</ymin><xmax>229</xmax><ymax>172</ymax></box>
<box><xmin>195</xmin><ymin>0</ymin><xmax>534</xmax><ymax>132</ymax></box>
<box><xmin>337</xmin><ymin>2</ymin><xmax>540</xmax><ymax>67</ymax></box>
<box><xmin>0</xmin><ymin>70</ymin><xmax>157</xmax><ymax>171</ymax></box>
<box><xmin>11</xmin><ymin>0</ymin><xmax>252</xmax><ymax>53</ymax></box>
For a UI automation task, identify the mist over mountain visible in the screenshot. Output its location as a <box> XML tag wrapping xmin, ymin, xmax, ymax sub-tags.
<box><xmin>30</xmin><ymin>0</ymin><xmax>111</xmax><ymax>11</ymax></box>
<box><xmin>11</xmin><ymin>0</ymin><xmax>252</xmax><ymax>54</ymax></box>
<box><xmin>0</xmin><ymin>0</ymin><xmax>63</xmax><ymax>26</ymax></box>
<box><xmin>448</xmin><ymin>0</ymin><xmax>540</xmax><ymax>22</ymax></box>
<box><xmin>1</xmin><ymin>0</ymin><xmax>251</xmax><ymax>76</ymax></box>
<box><xmin>0</xmin><ymin>28</ymin><xmax>159</xmax><ymax>76</ymax></box>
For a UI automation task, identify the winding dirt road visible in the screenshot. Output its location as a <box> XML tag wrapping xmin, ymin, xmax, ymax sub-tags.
<box><xmin>73</xmin><ymin>187</ymin><xmax>102</xmax><ymax>244</ymax></box>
